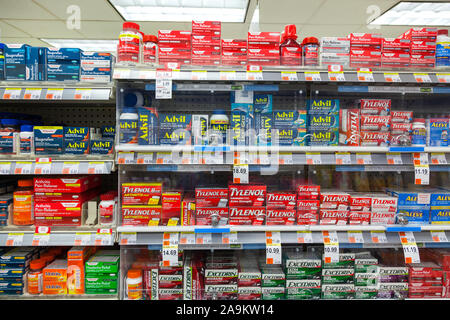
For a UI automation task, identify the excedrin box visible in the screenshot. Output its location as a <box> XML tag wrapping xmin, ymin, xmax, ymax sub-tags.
<box><xmin>377</xmin><ymin>283</ymin><xmax>408</xmax><ymax>299</ymax></box>
<box><xmin>229</xmin><ymin>184</ymin><xmax>266</xmax><ymax>207</ymax></box>
<box><xmin>138</xmin><ymin>106</ymin><xmax>159</xmax><ymax>145</ymax></box>
<box><xmin>378</xmin><ymin>267</ymin><xmax>408</xmax><ymax>283</ymax></box>
<box><xmin>204</xmin><ymin>284</ymin><xmax>238</xmax><ymax>300</ymax></box>
<box><xmin>266</xmin><ymin>192</ymin><xmax>296</xmax><ymax>210</ymax></box>
<box><xmin>159</xmin><ymin>113</ymin><xmax>192</xmax><ymax>145</ymax></box>
<box><xmin>238</xmin><ymin>287</ymin><xmax>261</xmax><ymax>300</ymax></box>
<box><xmin>266</xmin><ymin>209</ymin><xmax>296</xmax><ymax>225</ymax></box>
<box><xmin>195</xmin><ymin>207</ymin><xmax>229</xmax><ymax>226</ymax></box>
<box><xmin>284</xmin><ymin>252</ymin><xmax>322</xmax><ymax>279</ymax></box>
<box><xmin>322</xmin><ymin>269</ymin><xmax>355</xmax><ymax>284</ymax></box>
<box><xmin>321</xmin><ymin>284</ymin><xmax>355</xmax><ymax>299</ymax></box>
<box><xmin>195</xmin><ymin>188</ymin><xmax>228</xmax><ymax>208</ymax></box>
<box><xmin>158</xmin><ymin>274</ymin><xmax>183</xmax><ymax>289</ymax></box>
<box><xmin>355</xmin><ymin>286</ymin><xmax>378</xmax><ymax>299</ymax></box>
<box><xmin>322</xmin><ymin>253</ymin><xmax>355</xmax><ymax>269</ymax></box>
<box><xmin>238</xmin><ymin>268</ymin><xmax>261</xmax><ymax>287</ymax></box>
<box><xmin>286</xmin><ymin>279</ymin><xmax>321</xmax><ymax>299</ymax></box>
<box><xmin>204</xmin><ymin>268</ymin><xmax>238</xmax><ymax>285</ymax></box>
<box><xmin>261</xmin><ymin>268</ymin><xmax>286</xmax><ymax>287</ymax></box>
<box><xmin>229</xmin><ymin>207</ymin><xmax>265</xmax><ymax>225</ymax></box>
<box><xmin>121</xmin><ymin>205</ymin><xmax>162</xmax><ymax>226</ymax></box>
<box><xmin>34</xmin><ymin>176</ymin><xmax>99</xmax><ymax>193</ymax></box>
<box><xmin>306</xmin><ymin>99</ymin><xmax>339</xmax><ymax>115</ymax></box>
<box><xmin>355</xmin><ymin>257</ymin><xmax>378</xmax><ymax>273</ymax></box>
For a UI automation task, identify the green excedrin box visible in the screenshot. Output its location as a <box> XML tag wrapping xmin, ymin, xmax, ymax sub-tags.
<box><xmin>261</xmin><ymin>268</ymin><xmax>286</xmax><ymax>287</ymax></box>
<box><xmin>283</xmin><ymin>252</ymin><xmax>322</xmax><ymax>279</ymax></box>
<box><xmin>322</xmin><ymin>268</ymin><xmax>354</xmax><ymax>284</ymax></box>
<box><xmin>321</xmin><ymin>284</ymin><xmax>355</xmax><ymax>299</ymax></box>
<box><xmin>286</xmin><ymin>279</ymin><xmax>321</xmax><ymax>300</ymax></box>
<box><xmin>354</xmin><ymin>273</ymin><xmax>379</xmax><ymax>287</ymax></box>
<box><xmin>85</xmin><ymin>288</ymin><xmax>118</xmax><ymax>295</ymax></box>
<box><xmin>354</xmin><ymin>286</ymin><xmax>378</xmax><ymax>299</ymax></box>
<box><xmin>85</xmin><ymin>254</ymin><xmax>119</xmax><ymax>273</ymax></box>
<box><xmin>322</xmin><ymin>253</ymin><xmax>355</xmax><ymax>269</ymax></box>
<box><xmin>355</xmin><ymin>258</ymin><xmax>378</xmax><ymax>273</ymax></box>
<box><xmin>85</xmin><ymin>273</ymin><xmax>118</xmax><ymax>290</ymax></box>
<box><xmin>262</xmin><ymin>287</ymin><xmax>285</xmax><ymax>300</ymax></box>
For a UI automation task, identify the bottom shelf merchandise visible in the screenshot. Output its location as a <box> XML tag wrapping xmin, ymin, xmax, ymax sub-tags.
<box><xmin>121</xmin><ymin>246</ymin><xmax>450</xmax><ymax>300</ymax></box>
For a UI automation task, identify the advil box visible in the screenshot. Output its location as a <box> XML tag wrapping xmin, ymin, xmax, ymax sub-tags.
<box><xmin>266</xmin><ymin>209</ymin><xmax>296</xmax><ymax>225</ymax></box>
<box><xmin>122</xmin><ymin>183</ymin><xmax>162</xmax><ymax>206</ymax></box>
<box><xmin>306</xmin><ymin>99</ymin><xmax>339</xmax><ymax>115</ymax></box>
<box><xmin>195</xmin><ymin>188</ymin><xmax>228</xmax><ymax>208</ymax></box>
<box><xmin>266</xmin><ymin>192</ymin><xmax>296</xmax><ymax>210</ymax></box>
<box><xmin>229</xmin><ymin>184</ymin><xmax>266</xmax><ymax>207</ymax></box>
<box><xmin>64</xmin><ymin>127</ymin><xmax>89</xmax><ymax>142</ymax></box>
<box><xmin>229</xmin><ymin>207</ymin><xmax>265</xmax><ymax>225</ymax></box>
<box><xmin>159</xmin><ymin>113</ymin><xmax>192</xmax><ymax>145</ymax></box>
<box><xmin>122</xmin><ymin>206</ymin><xmax>162</xmax><ymax>226</ymax></box>
<box><xmin>195</xmin><ymin>207</ymin><xmax>228</xmax><ymax>226</ymax></box>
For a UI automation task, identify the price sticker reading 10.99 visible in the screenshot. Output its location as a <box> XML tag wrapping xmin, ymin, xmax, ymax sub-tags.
<box><xmin>323</xmin><ymin>231</ymin><xmax>339</xmax><ymax>264</ymax></box>
<box><xmin>266</xmin><ymin>231</ymin><xmax>282</xmax><ymax>265</ymax></box>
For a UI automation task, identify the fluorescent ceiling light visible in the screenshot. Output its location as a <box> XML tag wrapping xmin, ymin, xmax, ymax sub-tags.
<box><xmin>370</xmin><ymin>1</ymin><xmax>450</xmax><ymax>26</ymax></box>
<box><xmin>41</xmin><ymin>39</ymin><xmax>118</xmax><ymax>54</ymax></box>
<box><xmin>109</xmin><ymin>0</ymin><xmax>249</xmax><ymax>22</ymax></box>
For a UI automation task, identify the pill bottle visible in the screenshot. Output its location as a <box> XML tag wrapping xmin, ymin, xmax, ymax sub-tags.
<box><xmin>302</xmin><ymin>37</ymin><xmax>320</xmax><ymax>66</ymax></box>
<box><xmin>99</xmin><ymin>192</ymin><xmax>115</xmax><ymax>226</ymax></box>
<box><xmin>280</xmin><ymin>24</ymin><xmax>302</xmax><ymax>66</ymax></box>
<box><xmin>19</xmin><ymin>125</ymin><xmax>34</xmax><ymax>154</ymax></box>
<box><xmin>13</xmin><ymin>179</ymin><xmax>34</xmax><ymax>226</ymax></box>
<box><xmin>0</xmin><ymin>119</ymin><xmax>20</xmax><ymax>154</ymax></box>
<box><xmin>28</xmin><ymin>258</ymin><xmax>45</xmax><ymax>294</ymax></box>
<box><xmin>143</xmin><ymin>35</ymin><xmax>158</xmax><ymax>65</ymax></box>
<box><xmin>412</xmin><ymin>118</ymin><xmax>426</xmax><ymax>146</ymax></box>
<box><xmin>436</xmin><ymin>29</ymin><xmax>449</xmax><ymax>67</ymax></box>
<box><xmin>118</xmin><ymin>22</ymin><xmax>142</xmax><ymax>64</ymax></box>
<box><xmin>119</xmin><ymin>108</ymin><xmax>139</xmax><ymax>144</ymax></box>
<box><xmin>40</xmin><ymin>253</ymin><xmax>55</xmax><ymax>266</ymax></box>
<box><xmin>210</xmin><ymin>109</ymin><xmax>229</xmax><ymax>145</ymax></box>
<box><xmin>126</xmin><ymin>269</ymin><xmax>143</xmax><ymax>300</ymax></box>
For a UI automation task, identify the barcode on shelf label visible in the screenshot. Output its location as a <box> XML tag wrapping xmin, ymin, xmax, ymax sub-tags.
<box><xmin>34</xmin><ymin>158</ymin><xmax>52</xmax><ymax>174</ymax></box>
<box><xmin>45</xmin><ymin>88</ymin><xmax>63</xmax><ymax>100</ymax></box>
<box><xmin>431</xmin><ymin>231</ymin><xmax>448</xmax><ymax>243</ymax></box>
<box><xmin>62</xmin><ymin>162</ymin><xmax>80</xmax><ymax>174</ymax></box>
<box><xmin>305</xmin><ymin>72</ymin><xmax>321</xmax><ymax>81</ymax></box>
<box><xmin>279</xmin><ymin>152</ymin><xmax>293</xmax><ymax>165</ymax></box>
<box><xmin>322</xmin><ymin>231</ymin><xmax>339</xmax><ymax>263</ymax></box>
<box><xmin>356</xmin><ymin>153</ymin><xmax>372</xmax><ymax>165</ymax></box>
<box><xmin>328</xmin><ymin>65</ymin><xmax>345</xmax><ymax>81</ymax></box>
<box><xmin>195</xmin><ymin>233</ymin><xmax>212</xmax><ymax>244</ymax></box>
<box><xmin>6</xmin><ymin>233</ymin><xmax>24</xmax><ymax>246</ymax></box>
<box><xmin>357</xmin><ymin>68</ymin><xmax>374</xmax><ymax>82</ymax></box>
<box><xmin>0</xmin><ymin>162</ymin><xmax>11</xmax><ymax>174</ymax></box>
<box><xmin>414</xmin><ymin>164</ymin><xmax>429</xmax><ymax>185</ymax></box>
<box><xmin>88</xmin><ymin>162</ymin><xmax>107</xmax><ymax>174</ymax></box>
<box><xmin>220</xmin><ymin>71</ymin><xmax>236</xmax><ymax>80</ymax></box>
<box><xmin>94</xmin><ymin>228</ymin><xmax>113</xmax><ymax>246</ymax></box>
<box><xmin>74</xmin><ymin>88</ymin><xmax>92</xmax><ymax>100</ymax></box>
<box><xmin>306</xmin><ymin>152</ymin><xmax>322</xmax><ymax>165</ymax></box>
<box><xmin>414</xmin><ymin>73</ymin><xmax>431</xmax><ymax>83</ymax></box>
<box><xmin>117</xmin><ymin>152</ymin><xmax>135</xmax><ymax>164</ymax></box>
<box><xmin>335</xmin><ymin>152</ymin><xmax>351</xmax><ymax>165</ymax></box>
<box><xmin>136</xmin><ymin>152</ymin><xmax>154</xmax><ymax>164</ymax></box>
<box><xmin>191</xmin><ymin>70</ymin><xmax>207</xmax><ymax>81</ymax></box>
<box><xmin>14</xmin><ymin>162</ymin><xmax>32</xmax><ymax>174</ymax></box>
<box><xmin>281</xmin><ymin>71</ymin><xmax>298</xmax><ymax>81</ymax></box>
<box><xmin>120</xmin><ymin>232</ymin><xmax>137</xmax><ymax>245</ymax></box>
<box><xmin>387</xmin><ymin>153</ymin><xmax>402</xmax><ymax>165</ymax></box>
<box><xmin>384</xmin><ymin>72</ymin><xmax>401</xmax><ymax>82</ymax></box>
<box><xmin>233</xmin><ymin>164</ymin><xmax>249</xmax><ymax>184</ymax></box>
<box><xmin>347</xmin><ymin>231</ymin><xmax>364</xmax><ymax>243</ymax></box>
<box><xmin>222</xmin><ymin>232</ymin><xmax>238</xmax><ymax>244</ymax></box>
<box><xmin>246</xmin><ymin>70</ymin><xmax>263</xmax><ymax>81</ymax></box>
<box><xmin>413</xmin><ymin>152</ymin><xmax>429</xmax><ymax>165</ymax></box>
<box><xmin>156</xmin><ymin>152</ymin><xmax>173</xmax><ymax>164</ymax></box>
<box><xmin>179</xmin><ymin>232</ymin><xmax>195</xmax><ymax>245</ymax></box>
<box><xmin>266</xmin><ymin>231</ymin><xmax>282</xmax><ymax>265</ymax></box>
<box><xmin>399</xmin><ymin>232</ymin><xmax>420</xmax><ymax>264</ymax></box>
<box><xmin>3</xmin><ymin>88</ymin><xmax>21</xmax><ymax>100</ymax></box>
<box><xmin>431</xmin><ymin>153</ymin><xmax>447</xmax><ymax>165</ymax></box>
<box><xmin>297</xmin><ymin>231</ymin><xmax>313</xmax><ymax>243</ymax></box>
<box><xmin>74</xmin><ymin>232</ymin><xmax>91</xmax><ymax>245</ymax></box>
<box><xmin>23</xmin><ymin>88</ymin><xmax>42</xmax><ymax>100</ymax></box>
<box><xmin>32</xmin><ymin>227</ymin><xmax>51</xmax><ymax>246</ymax></box>
<box><xmin>371</xmin><ymin>231</ymin><xmax>387</xmax><ymax>243</ymax></box>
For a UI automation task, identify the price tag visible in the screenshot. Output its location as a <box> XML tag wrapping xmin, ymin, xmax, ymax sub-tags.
<box><xmin>156</xmin><ymin>152</ymin><xmax>173</xmax><ymax>164</ymax></box>
<box><xmin>163</xmin><ymin>232</ymin><xmax>179</xmax><ymax>246</ymax></box>
<box><xmin>233</xmin><ymin>151</ymin><xmax>248</xmax><ymax>165</ymax></box>
<box><xmin>233</xmin><ymin>164</ymin><xmax>249</xmax><ymax>184</ymax></box>
<box><xmin>306</xmin><ymin>152</ymin><xmax>322</xmax><ymax>165</ymax></box>
<box><xmin>414</xmin><ymin>73</ymin><xmax>431</xmax><ymax>83</ymax></box>
<box><xmin>94</xmin><ymin>228</ymin><xmax>113</xmax><ymax>246</ymax></box>
<box><xmin>23</xmin><ymin>88</ymin><xmax>42</xmax><ymax>100</ymax></box>
<box><xmin>252</xmin><ymin>152</ymin><xmax>269</xmax><ymax>165</ymax></box>
<box><xmin>14</xmin><ymin>162</ymin><xmax>32</xmax><ymax>174</ymax></box>
<box><xmin>347</xmin><ymin>231</ymin><xmax>364</xmax><ymax>243</ymax></box>
<box><xmin>297</xmin><ymin>231</ymin><xmax>313</xmax><ymax>243</ymax></box>
<box><xmin>431</xmin><ymin>153</ymin><xmax>447</xmax><ymax>165</ymax></box>
<box><xmin>220</xmin><ymin>71</ymin><xmax>236</xmax><ymax>81</ymax></box>
<box><xmin>436</xmin><ymin>73</ymin><xmax>450</xmax><ymax>83</ymax></box>
<box><xmin>304</xmin><ymin>71</ymin><xmax>321</xmax><ymax>81</ymax></box>
<box><xmin>265</xmin><ymin>231</ymin><xmax>282</xmax><ymax>265</ymax></box>
<box><xmin>371</xmin><ymin>231</ymin><xmax>387</xmax><ymax>243</ymax></box>
<box><xmin>32</xmin><ymin>227</ymin><xmax>51</xmax><ymax>246</ymax></box>
<box><xmin>195</xmin><ymin>233</ymin><xmax>212</xmax><ymax>244</ymax></box>
<box><xmin>431</xmin><ymin>230</ymin><xmax>448</xmax><ymax>243</ymax></box>
<box><xmin>203</xmin><ymin>151</ymin><xmax>223</xmax><ymax>164</ymax></box>
<box><xmin>3</xmin><ymin>88</ymin><xmax>21</xmax><ymax>100</ymax></box>
<box><xmin>74</xmin><ymin>232</ymin><xmax>91</xmax><ymax>245</ymax></box>
<box><xmin>120</xmin><ymin>232</ymin><xmax>137</xmax><ymax>245</ymax></box>
<box><xmin>279</xmin><ymin>152</ymin><xmax>293</xmax><ymax>165</ymax></box>
<box><xmin>387</xmin><ymin>153</ymin><xmax>402</xmax><ymax>165</ymax></box>
<box><xmin>165</xmin><ymin>62</ymin><xmax>180</xmax><ymax>70</ymax></box>
<box><xmin>281</xmin><ymin>71</ymin><xmax>298</xmax><ymax>81</ymax></box>
<box><xmin>246</xmin><ymin>71</ymin><xmax>263</xmax><ymax>81</ymax></box>
<box><xmin>222</xmin><ymin>232</ymin><xmax>238</xmax><ymax>244</ymax></box>
<box><xmin>356</xmin><ymin>153</ymin><xmax>372</xmax><ymax>165</ymax></box>
<box><xmin>322</xmin><ymin>231</ymin><xmax>339</xmax><ymax>263</ymax></box>
<box><xmin>136</xmin><ymin>152</ymin><xmax>154</xmax><ymax>164</ymax></box>
<box><xmin>384</xmin><ymin>72</ymin><xmax>401</xmax><ymax>82</ymax></box>
<box><xmin>180</xmin><ymin>151</ymin><xmax>191</xmax><ymax>165</ymax></box>
<box><xmin>191</xmin><ymin>70</ymin><xmax>207</xmax><ymax>81</ymax></box>
<box><xmin>162</xmin><ymin>232</ymin><xmax>180</xmax><ymax>267</ymax></box>
<box><xmin>137</xmin><ymin>70</ymin><xmax>156</xmax><ymax>79</ymax></box>
<box><xmin>399</xmin><ymin>232</ymin><xmax>420</xmax><ymax>264</ymax></box>
<box><xmin>156</xmin><ymin>69</ymin><xmax>172</xmax><ymax>99</ymax></box>
<box><xmin>113</xmin><ymin>68</ymin><xmax>131</xmax><ymax>79</ymax></box>
<box><xmin>413</xmin><ymin>152</ymin><xmax>429</xmax><ymax>165</ymax></box>
<box><xmin>171</xmin><ymin>69</ymin><xmax>181</xmax><ymax>80</ymax></box>
<box><xmin>414</xmin><ymin>164</ymin><xmax>430</xmax><ymax>185</ymax></box>
<box><xmin>357</xmin><ymin>68</ymin><xmax>374</xmax><ymax>82</ymax></box>
<box><xmin>88</xmin><ymin>162</ymin><xmax>107</xmax><ymax>174</ymax></box>
<box><xmin>328</xmin><ymin>65</ymin><xmax>345</xmax><ymax>81</ymax></box>
<box><xmin>74</xmin><ymin>88</ymin><xmax>92</xmax><ymax>100</ymax></box>
<box><xmin>34</xmin><ymin>158</ymin><xmax>52</xmax><ymax>174</ymax></box>
<box><xmin>45</xmin><ymin>88</ymin><xmax>63</xmax><ymax>100</ymax></box>
<box><xmin>6</xmin><ymin>233</ymin><xmax>24</xmax><ymax>246</ymax></box>
<box><xmin>0</xmin><ymin>162</ymin><xmax>11</xmax><ymax>174</ymax></box>
<box><xmin>335</xmin><ymin>152</ymin><xmax>351</xmax><ymax>165</ymax></box>
<box><xmin>417</xmin><ymin>193</ymin><xmax>430</xmax><ymax>205</ymax></box>
<box><xmin>179</xmin><ymin>232</ymin><xmax>195</xmax><ymax>245</ymax></box>
<box><xmin>117</xmin><ymin>152</ymin><xmax>134</xmax><ymax>164</ymax></box>
<box><xmin>62</xmin><ymin>162</ymin><xmax>80</xmax><ymax>174</ymax></box>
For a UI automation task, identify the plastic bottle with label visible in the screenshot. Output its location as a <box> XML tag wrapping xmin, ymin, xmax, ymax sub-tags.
<box><xmin>280</xmin><ymin>24</ymin><xmax>302</xmax><ymax>66</ymax></box>
<box><xmin>143</xmin><ymin>35</ymin><xmax>158</xmax><ymax>65</ymax></box>
<box><xmin>302</xmin><ymin>37</ymin><xmax>320</xmax><ymax>66</ymax></box>
<box><xmin>118</xmin><ymin>22</ymin><xmax>142</xmax><ymax>64</ymax></box>
<box><xmin>19</xmin><ymin>125</ymin><xmax>34</xmax><ymax>154</ymax></box>
<box><xmin>210</xmin><ymin>109</ymin><xmax>229</xmax><ymax>145</ymax></box>
<box><xmin>13</xmin><ymin>179</ymin><xmax>34</xmax><ymax>225</ymax></box>
<box><xmin>119</xmin><ymin>107</ymin><xmax>139</xmax><ymax>144</ymax></box>
<box><xmin>126</xmin><ymin>269</ymin><xmax>143</xmax><ymax>300</ymax></box>
<box><xmin>436</xmin><ymin>29</ymin><xmax>449</xmax><ymax>67</ymax></box>
<box><xmin>412</xmin><ymin>118</ymin><xmax>427</xmax><ymax>146</ymax></box>
<box><xmin>99</xmin><ymin>192</ymin><xmax>116</xmax><ymax>226</ymax></box>
<box><xmin>28</xmin><ymin>259</ymin><xmax>45</xmax><ymax>294</ymax></box>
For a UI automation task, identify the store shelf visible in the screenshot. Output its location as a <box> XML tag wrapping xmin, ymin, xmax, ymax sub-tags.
<box><xmin>0</xmin><ymin>226</ymin><xmax>116</xmax><ymax>246</ymax></box>
<box><xmin>113</xmin><ymin>65</ymin><xmax>450</xmax><ymax>84</ymax></box>
<box><xmin>0</xmin><ymin>82</ymin><xmax>114</xmax><ymax>101</ymax></box>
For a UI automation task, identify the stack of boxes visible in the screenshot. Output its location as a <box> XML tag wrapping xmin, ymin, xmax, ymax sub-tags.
<box><xmin>158</xmin><ymin>113</ymin><xmax>192</xmax><ymax>145</ymax></box>
<box><xmin>194</xmin><ymin>187</ymin><xmax>228</xmax><ymax>226</ymax></box>
<box><xmin>247</xmin><ymin>32</ymin><xmax>280</xmax><ymax>66</ymax></box>
<box><xmin>221</xmin><ymin>39</ymin><xmax>247</xmax><ymax>66</ymax></box>
<box><xmin>349</xmin><ymin>33</ymin><xmax>382</xmax><ymax>68</ymax></box>
<box><xmin>84</xmin><ymin>250</ymin><xmax>120</xmax><ymax>295</ymax></box>
<box><xmin>431</xmin><ymin>188</ymin><xmax>450</xmax><ymax>224</ymax></box>
<box><xmin>158</xmin><ymin>30</ymin><xmax>192</xmax><ymax>66</ymax></box>
<box><xmin>388</xmin><ymin>189</ymin><xmax>431</xmax><ymax>225</ymax></box>
<box><xmin>381</xmin><ymin>38</ymin><xmax>411</xmax><ymax>68</ymax></box>
<box><xmin>64</xmin><ymin>126</ymin><xmax>91</xmax><ymax>155</ymax></box>
<box><xmin>237</xmin><ymin>253</ymin><xmax>262</xmax><ymax>300</ymax></box>
<box><xmin>390</xmin><ymin>110</ymin><xmax>413</xmax><ymax>146</ymax></box>
<box><xmin>203</xmin><ymin>254</ymin><xmax>238</xmax><ymax>300</ymax></box>
<box><xmin>260</xmin><ymin>264</ymin><xmax>286</xmax><ymax>300</ymax></box>
<box><xmin>427</xmin><ymin>249</ymin><xmax>450</xmax><ymax>298</ymax></box>
<box><xmin>306</xmin><ymin>99</ymin><xmax>339</xmax><ymax>146</ymax></box>
<box><xmin>319</xmin><ymin>191</ymin><xmax>350</xmax><ymax>225</ymax></box>
<box><xmin>33</xmin><ymin>176</ymin><xmax>101</xmax><ymax>226</ymax></box>
<box><xmin>265</xmin><ymin>190</ymin><xmax>296</xmax><ymax>226</ymax></box>
<box><xmin>359</xmin><ymin>99</ymin><xmax>391</xmax><ymax>147</ymax></box>
<box><xmin>408</xmin><ymin>262</ymin><xmax>444</xmax><ymax>298</ymax></box>
<box><xmin>228</xmin><ymin>184</ymin><xmax>266</xmax><ymax>226</ymax></box>
<box><xmin>320</xmin><ymin>37</ymin><xmax>350</xmax><ymax>67</ymax></box>
<box><xmin>348</xmin><ymin>193</ymin><xmax>372</xmax><ymax>225</ymax></box>
<box><xmin>284</xmin><ymin>252</ymin><xmax>322</xmax><ymax>300</ymax></box>
<box><xmin>67</xmin><ymin>246</ymin><xmax>95</xmax><ymax>295</ymax></box>
<box><xmin>121</xmin><ymin>182</ymin><xmax>162</xmax><ymax>226</ymax></box>
<box><xmin>354</xmin><ymin>252</ymin><xmax>379</xmax><ymax>299</ymax></box>
<box><xmin>46</xmin><ymin>48</ymin><xmax>80</xmax><ymax>82</ymax></box>
<box><xmin>399</xmin><ymin>27</ymin><xmax>437</xmax><ymax>68</ymax></box>
<box><xmin>272</xmin><ymin>109</ymin><xmax>307</xmax><ymax>146</ymax></box>
<box><xmin>191</xmin><ymin>21</ymin><xmax>221</xmax><ymax>66</ymax></box>
<box><xmin>158</xmin><ymin>259</ymin><xmax>184</xmax><ymax>300</ymax></box>
<box><xmin>370</xmin><ymin>194</ymin><xmax>398</xmax><ymax>225</ymax></box>
<box><xmin>377</xmin><ymin>250</ymin><xmax>409</xmax><ymax>299</ymax></box>
<box><xmin>0</xmin><ymin>248</ymin><xmax>37</xmax><ymax>295</ymax></box>
<box><xmin>296</xmin><ymin>185</ymin><xmax>320</xmax><ymax>225</ymax></box>
<box><xmin>80</xmin><ymin>52</ymin><xmax>113</xmax><ymax>83</ymax></box>
<box><xmin>43</xmin><ymin>259</ymin><xmax>68</xmax><ymax>294</ymax></box>
<box><xmin>321</xmin><ymin>252</ymin><xmax>355</xmax><ymax>299</ymax></box>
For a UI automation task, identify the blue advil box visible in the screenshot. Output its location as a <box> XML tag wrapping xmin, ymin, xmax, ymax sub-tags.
<box><xmin>307</xmin><ymin>99</ymin><xmax>340</xmax><ymax>115</ymax></box>
<box><xmin>307</xmin><ymin>129</ymin><xmax>339</xmax><ymax>146</ymax></box>
<box><xmin>231</xmin><ymin>104</ymin><xmax>253</xmax><ymax>146</ymax></box>
<box><xmin>138</xmin><ymin>107</ymin><xmax>159</xmax><ymax>145</ymax></box>
<box><xmin>64</xmin><ymin>127</ymin><xmax>89</xmax><ymax>142</ymax></box>
<box><xmin>273</xmin><ymin>110</ymin><xmax>307</xmax><ymax>128</ymax></box>
<box><xmin>159</xmin><ymin>113</ymin><xmax>192</xmax><ymax>145</ymax></box>
<box><xmin>64</xmin><ymin>140</ymin><xmax>89</xmax><ymax>155</ymax></box>
<box><xmin>430</xmin><ymin>188</ymin><xmax>450</xmax><ymax>224</ymax></box>
<box><xmin>90</xmin><ymin>139</ymin><xmax>114</xmax><ymax>155</ymax></box>
<box><xmin>254</xmin><ymin>94</ymin><xmax>272</xmax><ymax>146</ymax></box>
<box><xmin>307</xmin><ymin>114</ymin><xmax>339</xmax><ymax>131</ymax></box>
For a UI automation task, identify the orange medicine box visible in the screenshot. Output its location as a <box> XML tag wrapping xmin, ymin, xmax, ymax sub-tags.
<box><xmin>122</xmin><ymin>182</ymin><xmax>162</xmax><ymax>205</ymax></box>
<box><xmin>43</xmin><ymin>259</ymin><xmax>67</xmax><ymax>282</ymax></box>
<box><xmin>67</xmin><ymin>246</ymin><xmax>95</xmax><ymax>294</ymax></box>
<box><xmin>43</xmin><ymin>280</ymin><xmax>67</xmax><ymax>295</ymax></box>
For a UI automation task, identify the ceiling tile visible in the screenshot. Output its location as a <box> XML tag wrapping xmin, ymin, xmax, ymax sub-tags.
<box><xmin>260</xmin><ymin>0</ymin><xmax>326</xmax><ymax>24</ymax></box>
<box><xmin>0</xmin><ymin>0</ymin><xmax>59</xmax><ymax>20</ymax></box>
<box><xmin>4</xmin><ymin>20</ymin><xmax>83</xmax><ymax>38</ymax></box>
<box><xmin>1</xmin><ymin>37</ymin><xmax>50</xmax><ymax>46</ymax></box>
<box><xmin>34</xmin><ymin>0</ymin><xmax>123</xmax><ymax>21</ymax></box>
<box><xmin>76</xmin><ymin>21</ymin><xmax>122</xmax><ymax>39</ymax></box>
<box><xmin>0</xmin><ymin>20</ymin><xmax>32</xmax><ymax>38</ymax></box>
